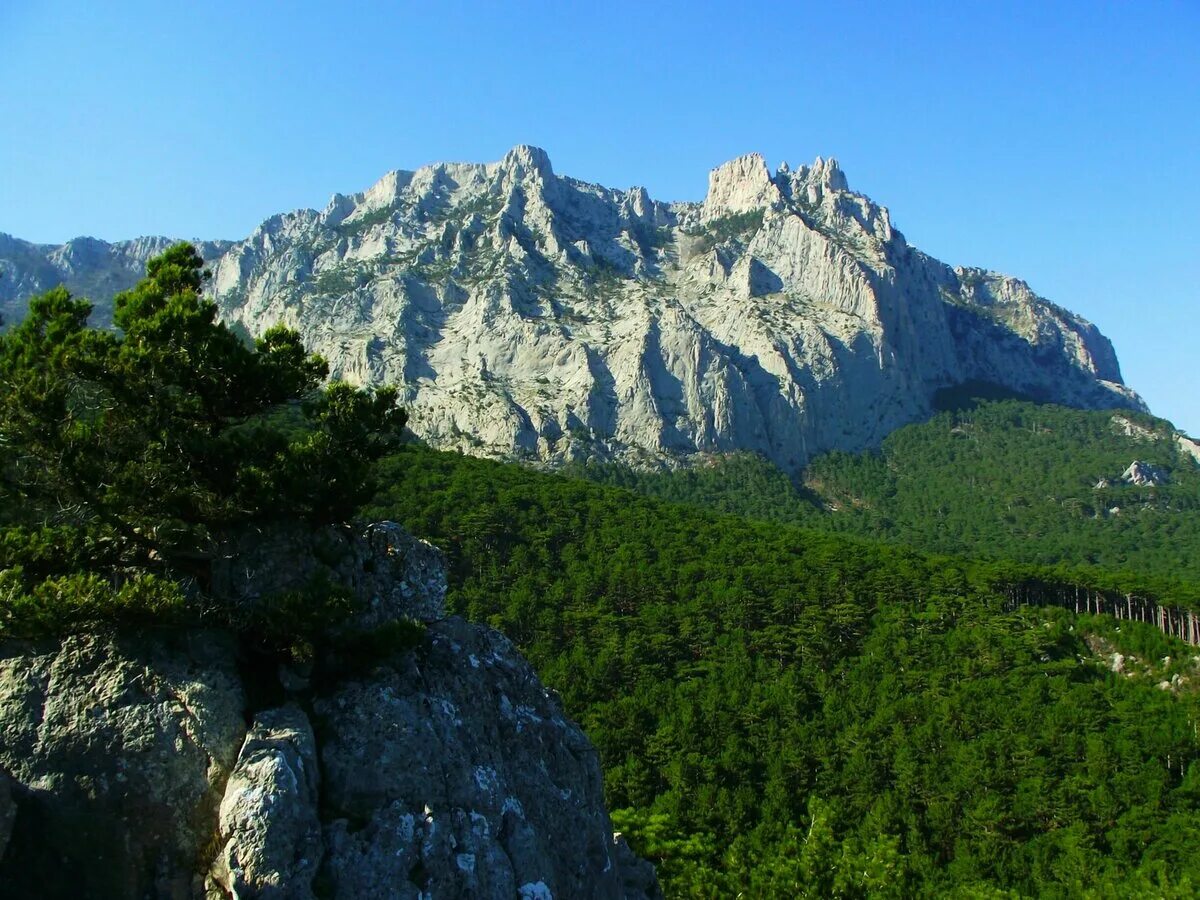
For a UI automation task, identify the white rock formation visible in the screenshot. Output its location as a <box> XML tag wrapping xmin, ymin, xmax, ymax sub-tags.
<box><xmin>1177</xmin><ymin>434</ymin><xmax>1200</xmax><ymax>465</ymax></box>
<box><xmin>1109</xmin><ymin>414</ymin><xmax>1200</xmax><ymax>466</ymax></box>
<box><xmin>1122</xmin><ymin>460</ymin><xmax>1169</xmax><ymax>486</ymax></box>
<box><xmin>1</xmin><ymin>147</ymin><xmax>1146</xmax><ymax>472</ymax></box>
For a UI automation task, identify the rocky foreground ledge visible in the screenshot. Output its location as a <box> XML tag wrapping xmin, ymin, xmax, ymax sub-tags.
<box><xmin>0</xmin><ymin>523</ymin><xmax>659</xmax><ymax>900</ymax></box>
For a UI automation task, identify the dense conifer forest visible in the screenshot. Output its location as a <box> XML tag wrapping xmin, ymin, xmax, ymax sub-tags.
<box><xmin>573</xmin><ymin>399</ymin><xmax>1200</xmax><ymax>584</ymax></box>
<box><xmin>366</xmin><ymin>446</ymin><xmax>1200</xmax><ymax>897</ymax></box>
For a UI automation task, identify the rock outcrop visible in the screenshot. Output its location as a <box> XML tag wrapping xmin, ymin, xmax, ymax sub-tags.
<box><xmin>209</xmin><ymin>521</ymin><xmax>448</xmax><ymax>630</ymax></box>
<box><xmin>0</xmin><ymin>768</ymin><xmax>17</xmax><ymax>864</ymax></box>
<box><xmin>1179</xmin><ymin>434</ymin><xmax>1200</xmax><ymax>465</ymax></box>
<box><xmin>0</xmin><ymin>523</ymin><xmax>657</xmax><ymax>899</ymax></box>
<box><xmin>317</xmin><ymin>616</ymin><xmax>644</xmax><ymax>899</ymax></box>
<box><xmin>0</xmin><ymin>630</ymin><xmax>247</xmax><ymax>898</ymax></box>
<box><xmin>0</xmin><ymin>148</ymin><xmax>1144</xmax><ymax>473</ymax></box>
<box><xmin>207</xmin><ymin>705</ymin><xmax>322</xmax><ymax>900</ymax></box>
<box><xmin>1122</xmin><ymin>460</ymin><xmax>1169</xmax><ymax>486</ymax></box>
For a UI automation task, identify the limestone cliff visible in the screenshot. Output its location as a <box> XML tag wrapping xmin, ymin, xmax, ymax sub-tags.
<box><xmin>0</xmin><ymin>148</ymin><xmax>1144</xmax><ymax>473</ymax></box>
<box><xmin>0</xmin><ymin>523</ymin><xmax>658</xmax><ymax>900</ymax></box>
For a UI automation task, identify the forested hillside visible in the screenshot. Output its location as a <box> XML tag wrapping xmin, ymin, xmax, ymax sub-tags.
<box><xmin>365</xmin><ymin>446</ymin><xmax>1200</xmax><ymax>897</ymax></box>
<box><xmin>574</xmin><ymin>400</ymin><xmax>1200</xmax><ymax>584</ymax></box>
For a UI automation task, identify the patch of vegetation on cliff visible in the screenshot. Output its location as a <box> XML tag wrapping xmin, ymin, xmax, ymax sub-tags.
<box><xmin>335</xmin><ymin>203</ymin><xmax>402</xmax><ymax>236</ymax></box>
<box><xmin>684</xmin><ymin>209</ymin><xmax>764</xmax><ymax>252</ymax></box>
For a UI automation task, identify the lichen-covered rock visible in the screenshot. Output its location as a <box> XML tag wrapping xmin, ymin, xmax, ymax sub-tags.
<box><xmin>0</xmin><ymin>630</ymin><xmax>246</xmax><ymax>898</ymax></box>
<box><xmin>315</xmin><ymin>615</ymin><xmax>654</xmax><ymax>899</ymax></box>
<box><xmin>210</xmin><ymin>520</ymin><xmax>446</xmax><ymax>626</ymax></box>
<box><xmin>208</xmin><ymin>705</ymin><xmax>322</xmax><ymax>900</ymax></box>
<box><xmin>612</xmin><ymin>834</ymin><xmax>661</xmax><ymax>900</ymax></box>
<box><xmin>0</xmin><ymin>523</ymin><xmax>656</xmax><ymax>898</ymax></box>
<box><xmin>355</xmin><ymin>521</ymin><xmax>447</xmax><ymax>628</ymax></box>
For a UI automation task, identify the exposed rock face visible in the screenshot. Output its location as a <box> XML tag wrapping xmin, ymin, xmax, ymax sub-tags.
<box><xmin>0</xmin><ymin>233</ymin><xmax>231</xmax><ymax>327</ymax></box>
<box><xmin>0</xmin><ymin>148</ymin><xmax>1143</xmax><ymax>473</ymax></box>
<box><xmin>207</xmin><ymin>705</ymin><xmax>322</xmax><ymax>900</ymax></box>
<box><xmin>201</xmin><ymin>147</ymin><xmax>1143</xmax><ymax>473</ymax></box>
<box><xmin>0</xmin><ymin>523</ymin><xmax>657</xmax><ymax>899</ymax></box>
<box><xmin>1122</xmin><ymin>460</ymin><xmax>1169</xmax><ymax>486</ymax></box>
<box><xmin>1109</xmin><ymin>414</ymin><xmax>1200</xmax><ymax>466</ymax></box>
<box><xmin>316</xmin><ymin>615</ymin><xmax>655</xmax><ymax>900</ymax></box>
<box><xmin>209</xmin><ymin>520</ymin><xmax>447</xmax><ymax>629</ymax></box>
<box><xmin>1179</xmin><ymin>434</ymin><xmax>1200</xmax><ymax>465</ymax></box>
<box><xmin>0</xmin><ymin>630</ymin><xmax>247</xmax><ymax>898</ymax></box>
<box><xmin>0</xmin><ymin>768</ymin><xmax>15</xmax><ymax>861</ymax></box>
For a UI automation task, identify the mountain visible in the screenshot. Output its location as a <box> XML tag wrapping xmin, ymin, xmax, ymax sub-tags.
<box><xmin>0</xmin><ymin>233</ymin><xmax>232</xmax><ymax>327</ymax></box>
<box><xmin>0</xmin><ymin>147</ymin><xmax>1143</xmax><ymax>472</ymax></box>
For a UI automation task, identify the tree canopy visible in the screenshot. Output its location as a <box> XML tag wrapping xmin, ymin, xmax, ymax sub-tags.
<box><xmin>366</xmin><ymin>444</ymin><xmax>1200</xmax><ymax>898</ymax></box>
<box><xmin>0</xmin><ymin>242</ymin><xmax>406</xmax><ymax>586</ymax></box>
<box><xmin>573</xmin><ymin>399</ymin><xmax>1200</xmax><ymax>585</ymax></box>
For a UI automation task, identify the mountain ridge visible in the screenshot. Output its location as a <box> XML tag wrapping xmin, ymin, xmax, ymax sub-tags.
<box><xmin>0</xmin><ymin>146</ymin><xmax>1144</xmax><ymax>473</ymax></box>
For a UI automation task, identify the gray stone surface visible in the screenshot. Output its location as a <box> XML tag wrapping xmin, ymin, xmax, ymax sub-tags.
<box><xmin>612</xmin><ymin>834</ymin><xmax>661</xmax><ymax>900</ymax></box>
<box><xmin>0</xmin><ymin>630</ymin><xmax>246</xmax><ymax>898</ymax></box>
<box><xmin>210</xmin><ymin>520</ymin><xmax>446</xmax><ymax>626</ymax></box>
<box><xmin>0</xmin><ymin>232</ymin><xmax>231</xmax><ymax>327</ymax></box>
<box><xmin>0</xmin><ymin>523</ymin><xmax>656</xmax><ymax>898</ymax></box>
<box><xmin>208</xmin><ymin>705</ymin><xmax>322</xmax><ymax>900</ymax></box>
<box><xmin>1121</xmin><ymin>460</ymin><xmax>1170</xmax><ymax>486</ymax></box>
<box><xmin>0</xmin><ymin>768</ymin><xmax>14</xmax><ymax>862</ymax></box>
<box><xmin>1179</xmin><ymin>433</ymin><xmax>1200</xmax><ymax>465</ymax></box>
<box><xmin>315</xmin><ymin>615</ymin><xmax>654</xmax><ymax>899</ymax></box>
<box><xmin>200</xmin><ymin>147</ymin><xmax>1143</xmax><ymax>475</ymax></box>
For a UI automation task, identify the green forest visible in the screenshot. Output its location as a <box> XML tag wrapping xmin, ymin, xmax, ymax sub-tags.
<box><xmin>573</xmin><ymin>399</ymin><xmax>1200</xmax><ymax>584</ymax></box>
<box><xmin>365</xmin><ymin>446</ymin><xmax>1200</xmax><ymax>897</ymax></box>
<box><xmin>5</xmin><ymin>247</ymin><xmax>1200</xmax><ymax>897</ymax></box>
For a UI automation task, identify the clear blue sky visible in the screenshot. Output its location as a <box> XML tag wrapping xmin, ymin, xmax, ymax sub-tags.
<box><xmin>2</xmin><ymin>0</ymin><xmax>1197</xmax><ymax>434</ymax></box>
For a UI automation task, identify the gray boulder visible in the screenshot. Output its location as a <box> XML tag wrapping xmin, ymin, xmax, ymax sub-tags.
<box><xmin>207</xmin><ymin>705</ymin><xmax>322</xmax><ymax>900</ymax></box>
<box><xmin>210</xmin><ymin>521</ymin><xmax>446</xmax><ymax>627</ymax></box>
<box><xmin>315</xmin><ymin>615</ymin><xmax>656</xmax><ymax>899</ymax></box>
<box><xmin>0</xmin><ymin>630</ymin><xmax>246</xmax><ymax>899</ymax></box>
<box><xmin>0</xmin><ymin>768</ymin><xmax>14</xmax><ymax>861</ymax></box>
<box><xmin>0</xmin><ymin>522</ymin><xmax>657</xmax><ymax>898</ymax></box>
<box><xmin>612</xmin><ymin>834</ymin><xmax>661</xmax><ymax>900</ymax></box>
<box><xmin>1121</xmin><ymin>460</ymin><xmax>1169</xmax><ymax>486</ymax></box>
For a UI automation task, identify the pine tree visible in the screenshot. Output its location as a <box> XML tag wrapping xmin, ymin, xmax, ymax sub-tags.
<box><xmin>0</xmin><ymin>242</ymin><xmax>406</xmax><ymax>583</ymax></box>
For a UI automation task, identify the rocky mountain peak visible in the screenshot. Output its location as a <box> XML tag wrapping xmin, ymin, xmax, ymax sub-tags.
<box><xmin>805</xmin><ymin>155</ymin><xmax>849</xmax><ymax>191</ymax></box>
<box><xmin>700</xmin><ymin>152</ymin><xmax>854</xmax><ymax>223</ymax></box>
<box><xmin>702</xmin><ymin>152</ymin><xmax>781</xmax><ymax>220</ymax></box>
<box><xmin>0</xmin><ymin>148</ymin><xmax>1147</xmax><ymax>474</ymax></box>
<box><xmin>498</xmin><ymin>143</ymin><xmax>555</xmax><ymax>181</ymax></box>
